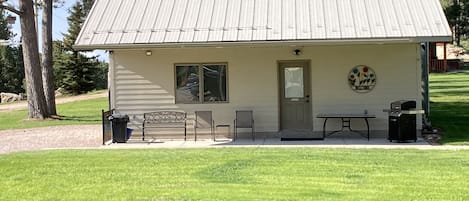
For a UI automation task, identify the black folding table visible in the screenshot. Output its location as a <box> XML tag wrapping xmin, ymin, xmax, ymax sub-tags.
<box><xmin>316</xmin><ymin>113</ymin><xmax>376</xmax><ymax>140</ymax></box>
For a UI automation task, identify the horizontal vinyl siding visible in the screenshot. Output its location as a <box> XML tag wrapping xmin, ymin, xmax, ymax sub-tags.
<box><xmin>112</xmin><ymin>44</ymin><xmax>421</xmax><ymax>134</ymax></box>
<box><xmin>311</xmin><ymin>45</ymin><xmax>421</xmax><ymax>131</ymax></box>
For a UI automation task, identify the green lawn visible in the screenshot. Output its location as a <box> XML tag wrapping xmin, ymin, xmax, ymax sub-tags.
<box><xmin>0</xmin><ymin>148</ymin><xmax>468</xmax><ymax>201</ymax></box>
<box><xmin>429</xmin><ymin>71</ymin><xmax>469</xmax><ymax>145</ymax></box>
<box><xmin>0</xmin><ymin>97</ymin><xmax>108</xmax><ymax>130</ymax></box>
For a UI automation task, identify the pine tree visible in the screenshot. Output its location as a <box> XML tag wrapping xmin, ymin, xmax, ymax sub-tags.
<box><xmin>442</xmin><ymin>0</ymin><xmax>469</xmax><ymax>46</ymax></box>
<box><xmin>0</xmin><ymin>10</ymin><xmax>10</xmax><ymax>40</ymax></box>
<box><xmin>63</xmin><ymin>2</ymin><xmax>83</xmax><ymax>51</ymax></box>
<box><xmin>0</xmin><ymin>11</ymin><xmax>24</xmax><ymax>94</ymax></box>
<box><xmin>1</xmin><ymin>0</ymin><xmax>49</xmax><ymax>119</ymax></box>
<box><xmin>0</xmin><ymin>45</ymin><xmax>24</xmax><ymax>94</ymax></box>
<box><xmin>62</xmin><ymin>0</ymin><xmax>94</xmax><ymax>51</ymax></box>
<box><xmin>52</xmin><ymin>40</ymin><xmax>66</xmax><ymax>89</ymax></box>
<box><xmin>42</xmin><ymin>0</ymin><xmax>56</xmax><ymax>115</ymax></box>
<box><xmin>55</xmin><ymin>50</ymin><xmax>101</xmax><ymax>94</ymax></box>
<box><xmin>20</xmin><ymin>0</ymin><xmax>49</xmax><ymax>118</ymax></box>
<box><xmin>57</xmin><ymin>0</ymin><xmax>104</xmax><ymax>95</ymax></box>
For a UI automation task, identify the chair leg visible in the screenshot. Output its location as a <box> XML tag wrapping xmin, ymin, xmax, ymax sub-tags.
<box><xmin>195</xmin><ymin>128</ymin><xmax>197</xmax><ymax>142</ymax></box>
<box><xmin>252</xmin><ymin>121</ymin><xmax>255</xmax><ymax>141</ymax></box>
<box><xmin>234</xmin><ymin>120</ymin><xmax>236</xmax><ymax>141</ymax></box>
<box><xmin>252</xmin><ymin>128</ymin><xmax>255</xmax><ymax>141</ymax></box>
<box><xmin>212</xmin><ymin>125</ymin><xmax>215</xmax><ymax>141</ymax></box>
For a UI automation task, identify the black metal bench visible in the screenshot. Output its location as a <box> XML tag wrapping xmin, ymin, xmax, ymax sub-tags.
<box><xmin>142</xmin><ymin>111</ymin><xmax>187</xmax><ymax>141</ymax></box>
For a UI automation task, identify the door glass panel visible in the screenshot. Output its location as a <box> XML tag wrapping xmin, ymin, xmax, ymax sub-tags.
<box><xmin>284</xmin><ymin>67</ymin><xmax>304</xmax><ymax>98</ymax></box>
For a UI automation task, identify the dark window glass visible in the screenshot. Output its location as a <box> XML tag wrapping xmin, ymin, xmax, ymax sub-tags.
<box><xmin>175</xmin><ymin>65</ymin><xmax>199</xmax><ymax>103</ymax></box>
<box><xmin>175</xmin><ymin>64</ymin><xmax>228</xmax><ymax>103</ymax></box>
<box><xmin>203</xmin><ymin>65</ymin><xmax>227</xmax><ymax>102</ymax></box>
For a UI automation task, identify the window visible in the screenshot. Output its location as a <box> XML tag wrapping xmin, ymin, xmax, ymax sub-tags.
<box><xmin>175</xmin><ymin>63</ymin><xmax>227</xmax><ymax>103</ymax></box>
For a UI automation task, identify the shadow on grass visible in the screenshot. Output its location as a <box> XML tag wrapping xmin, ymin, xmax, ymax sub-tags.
<box><xmin>430</xmin><ymin>85</ymin><xmax>469</xmax><ymax>90</ymax></box>
<box><xmin>60</xmin><ymin>115</ymin><xmax>100</xmax><ymax>123</ymax></box>
<box><xmin>430</xmin><ymin>91</ymin><xmax>469</xmax><ymax>98</ymax></box>
<box><xmin>430</xmin><ymin>102</ymin><xmax>469</xmax><ymax>145</ymax></box>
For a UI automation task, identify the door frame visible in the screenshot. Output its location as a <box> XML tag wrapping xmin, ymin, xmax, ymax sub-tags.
<box><xmin>277</xmin><ymin>60</ymin><xmax>313</xmax><ymax>131</ymax></box>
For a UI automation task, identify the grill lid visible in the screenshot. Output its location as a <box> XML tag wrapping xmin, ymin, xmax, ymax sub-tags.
<box><xmin>390</xmin><ymin>100</ymin><xmax>416</xmax><ymax>111</ymax></box>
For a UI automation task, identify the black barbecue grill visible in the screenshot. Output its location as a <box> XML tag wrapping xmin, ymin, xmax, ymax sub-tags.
<box><xmin>386</xmin><ymin>100</ymin><xmax>418</xmax><ymax>142</ymax></box>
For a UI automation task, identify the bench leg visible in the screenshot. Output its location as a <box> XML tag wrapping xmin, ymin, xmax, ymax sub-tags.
<box><xmin>234</xmin><ymin>120</ymin><xmax>237</xmax><ymax>141</ymax></box>
<box><xmin>212</xmin><ymin>125</ymin><xmax>215</xmax><ymax>141</ymax></box>
<box><xmin>365</xmin><ymin>118</ymin><xmax>370</xmax><ymax>141</ymax></box>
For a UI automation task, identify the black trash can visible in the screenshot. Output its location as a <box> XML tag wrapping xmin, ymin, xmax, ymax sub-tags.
<box><xmin>109</xmin><ymin>114</ymin><xmax>129</xmax><ymax>143</ymax></box>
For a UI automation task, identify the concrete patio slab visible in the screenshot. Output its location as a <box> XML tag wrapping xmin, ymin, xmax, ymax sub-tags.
<box><xmin>104</xmin><ymin>132</ymin><xmax>469</xmax><ymax>151</ymax></box>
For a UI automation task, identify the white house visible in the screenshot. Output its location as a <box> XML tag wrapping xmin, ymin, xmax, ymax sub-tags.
<box><xmin>75</xmin><ymin>0</ymin><xmax>452</xmax><ymax>140</ymax></box>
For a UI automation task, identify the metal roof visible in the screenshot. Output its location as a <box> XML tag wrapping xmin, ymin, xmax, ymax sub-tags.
<box><xmin>75</xmin><ymin>0</ymin><xmax>452</xmax><ymax>50</ymax></box>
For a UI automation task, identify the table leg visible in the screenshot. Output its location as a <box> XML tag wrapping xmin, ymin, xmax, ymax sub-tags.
<box><xmin>322</xmin><ymin>118</ymin><xmax>328</xmax><ymax>139</ymax></box>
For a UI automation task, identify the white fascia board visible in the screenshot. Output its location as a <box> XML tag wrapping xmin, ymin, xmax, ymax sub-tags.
<box><xmin>73</xmin><ymin>37</ymin><xmax>453</xmax><ymax>51</ymax></box>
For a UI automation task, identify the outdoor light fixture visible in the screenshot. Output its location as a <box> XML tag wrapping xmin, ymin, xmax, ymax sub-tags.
<box><xmin>293</xmin><ymin>49</ymin><xmax>302</xmax><ymax>56</ymax></box>
<box><xmin>145</xmin><ymin>50</ymin><xmax>152</xmax><ymax>56</ymax></box>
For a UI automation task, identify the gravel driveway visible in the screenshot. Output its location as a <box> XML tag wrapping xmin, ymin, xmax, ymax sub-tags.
<box><xmin>0</xmin><ymin>125</ymin><xmax>102</xmax><ymax>154</ymax></box>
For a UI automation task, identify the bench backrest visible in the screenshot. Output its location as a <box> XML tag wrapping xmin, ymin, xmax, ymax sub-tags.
<box><xmin>144</xmin><ymin>111</ymin><xmax>186</xmax><ymax>126</ymax></box>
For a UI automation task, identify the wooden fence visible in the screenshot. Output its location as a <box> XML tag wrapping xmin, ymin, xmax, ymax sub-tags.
<box><xmin>430</xmin><ymin>59</ymin><xmax>446</xmax><ymax>73</ymax></box>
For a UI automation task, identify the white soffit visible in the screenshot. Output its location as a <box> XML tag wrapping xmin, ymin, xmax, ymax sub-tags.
<box><xmin>75</xmin><ymin>0</ymin><xmax>452</xmax><ymax>50</ymax></box>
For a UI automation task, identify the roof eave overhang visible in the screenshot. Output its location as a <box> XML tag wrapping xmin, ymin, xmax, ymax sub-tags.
<box><xmin>73</xmin><ymin>36</ymin><xmax>453</xmax><ymax>51</ymax></box>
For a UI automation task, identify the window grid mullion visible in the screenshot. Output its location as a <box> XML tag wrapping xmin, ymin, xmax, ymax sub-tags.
<box><xmin>199</xmin><ymin>64</ymin><xmax>204</xmax><ymax>103</ymax></box>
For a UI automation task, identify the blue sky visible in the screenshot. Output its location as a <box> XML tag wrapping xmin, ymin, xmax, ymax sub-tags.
<box><xmin>10</xmin><ymin>0</ymin><xmax>108</xmax><ymax>61</ymax></box>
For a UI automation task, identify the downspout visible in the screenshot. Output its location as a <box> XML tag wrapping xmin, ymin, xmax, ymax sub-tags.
<box><xmin>416</xmin><ymin>44</ymin><xmax>423</xmax><ymax>130</ymax></box>
<box><xmin>422</xmin><ymin>43</ymin><xmax>430</xmax><ymax>115</ymax></box>
<box><xmin>421</xmin><ymin>43</ymin><xmax>430</xmax><ymax>127</ymax></box>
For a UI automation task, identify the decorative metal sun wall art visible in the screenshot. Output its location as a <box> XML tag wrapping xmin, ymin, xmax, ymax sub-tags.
<box><xmin>348</xmin><ymin>65</ymin><xmax>376</xmax><ymax>93</ymax></box>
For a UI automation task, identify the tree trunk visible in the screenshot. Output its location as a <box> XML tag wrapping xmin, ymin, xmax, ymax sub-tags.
<box><xmin>455</xmin><ymin>18</ymin><xmax>460</xmax><ymax>46</ymax></box>
<box><xmin>41</xmin><ymin>0</ymin><xmax>56</xmax><ymax>115</ymax></box>
<box><xmin>20</xmin><ymin>0</ymin><xmax>48</xmax><ymax>119</ymax></box>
